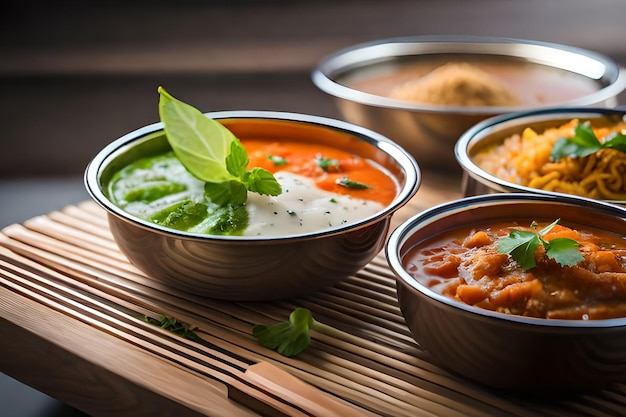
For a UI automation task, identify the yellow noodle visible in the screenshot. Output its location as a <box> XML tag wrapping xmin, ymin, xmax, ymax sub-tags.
<box><xmin>580</xmin><ymin>172</ymin><xmax>612</xmax><ymax>188</ymax></box>
<box><xmin>527</xmin><ymin>171</ymin><xmax>561</xmax><ymax>189</ymax></box>
<box><xmin>597</xmin><ymin>178</ymin><xmax>626</xmax><ymax>200</ymax></box>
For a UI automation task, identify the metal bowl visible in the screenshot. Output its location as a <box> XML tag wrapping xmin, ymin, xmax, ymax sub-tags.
<box><xmin>455</xmin><ymin>107</ymin><xmax>626</xmax><ymax>204</ymax></box>
<box><xmin>386</xmin><ymin>193</ymin><xmax>626</xmax><ymax>392</ymax></box>
<box><xmin>312</xmin><ymin>35</ymin><xmax>626</xmax><ymax>172</ymax></box>
<box><xmin>85</xmin><ymin>111</ymin><xmax>420</xmax><ymax>301</ymax></box>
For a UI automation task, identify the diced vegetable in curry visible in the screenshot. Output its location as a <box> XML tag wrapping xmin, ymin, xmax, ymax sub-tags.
<box><xmin>403</xmin><ymin>220</ymin><xmax>626</xmax><ymax>320</ymax></box>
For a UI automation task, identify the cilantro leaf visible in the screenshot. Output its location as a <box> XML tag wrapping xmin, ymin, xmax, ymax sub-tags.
<box><xmin>497</xmin><ymin>219</ymin><xmax>583</xmax><ymax>270</ymax></box>
<box><xmin>142</xmin><ymin>315</ymin><xmax>201</xmax><ymax>341</ymax></box>
<box><xmin>336</xmin><ymin>176</ymin><xmax>371</xmax><ymax>190</ymax></box>
<box><xmin>252</xmin><ymin>308</ymin><xmax>315</xmax><ymax>357</ymax></box>
<box><xmin>316</xmin><ymin>156</ymin><xmax>340</xmax><ymax>172</ymax></box>
<box><xmin>545</xmin><ymin>237</ymin><xmax>584</xmax><ymax>267</ymax></box>
<box><xmin>497</xmin><ymin>229</ymin><xmax>541</xmax><ymax>270</ymax></box>
<box><xmin>268</xmin><ymin>154</ymin><xmax>288</xmax><ymax>166</ymax></box>
<box><xmin>551</xmin><ymin>122</ymin><xmax>626</xmax><ymax>161</ymax></box>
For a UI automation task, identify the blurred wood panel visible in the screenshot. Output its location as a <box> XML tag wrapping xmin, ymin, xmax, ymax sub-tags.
<box><xmin>1</xmin><ymin>0</ymin><xmax>626</xmax><ymax>177</ymax></box>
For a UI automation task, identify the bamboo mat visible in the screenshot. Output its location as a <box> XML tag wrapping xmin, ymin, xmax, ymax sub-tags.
<box><xmin>1</xmin><ymin>174</ymin><xmax>626</xmax><ymax>416</ymax></box>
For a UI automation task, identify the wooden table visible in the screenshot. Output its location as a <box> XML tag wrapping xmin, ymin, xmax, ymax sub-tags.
<box><xmin>2</xmin><ymin>169</ymin><xmax>626</xmax><ymax>417</ymax></box>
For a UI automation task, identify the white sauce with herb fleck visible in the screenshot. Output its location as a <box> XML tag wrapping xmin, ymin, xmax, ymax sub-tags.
<box><xmin>108</xmin><ymin>153</ymin><xmax>386</xmax><ymax>237</ymax></box>
<box><xmin>244</xmin><ymin>172</ymin><xmax>383</xmax><ymax>236</ymax></box>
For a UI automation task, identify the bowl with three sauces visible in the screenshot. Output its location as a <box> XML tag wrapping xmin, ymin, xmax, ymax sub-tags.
<box><xmin>84</xmin><ymin>87</ymin><xmax>420</xmax><ymax>301</ymax></box>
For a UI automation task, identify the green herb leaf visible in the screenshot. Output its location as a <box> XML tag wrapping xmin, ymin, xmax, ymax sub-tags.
<box><xmin>545</xmin><ymin>237</ymin><xmax>584</xmax><ymax>267</ymax></box>
<box><xmin>268</xmin><ymin>154</ymin><xmax>288</xmax><ymax>166</ymax></box>
<box><xmin>226</xmin><ymin>140</ymin><xmax>249</xmax><ymax>178</ymax></box>
<box><xmin>158</xmin><ymin>86</ymin><xmax>238</xmax><ymax>182</ymax></box>
<box><xmin>497</xmin><ymin>229</ymin><xmax>541</xmax><ymax>270</ymax></box>
<box><xmin>242</xmin><ymin>167</ymin><xmax>284</xmax><ymax>196</ymax></box>
<box><xmin>158</xmin><ymin>86</ymin><xmax>282</xmax><ymax>204</ymax></box>
<box><xmin>204</xmin><ymin>181</ymin><xmax>248</xmax><ymax>206</ymax></box>
<box><xmin>252</xmin><ymin>308</ymin><xmax>315</xmax><ymax>357</ymax></box>
<box><xmin>336</xmin><ymin>176</ymin><xmax>371</xmax><ymax>190</ymax></box>
<box><xmin>551</xmin><ymin>122</ymin><xmax>626</xmax><ymax>161</ymax></box>
<box><xmin>142</xmin><ymin>314</ymin><xmax>201</xmax><ymax>341</ymax></box>
<box><xmin>316</xmin><ymin>156</ymin><xmax>340</xmax><ymax>172</ymax></box>
<box><xmin>497</xmin><ymin>219</ymin><xmax>583</xmax><ymax>270</ymax></box>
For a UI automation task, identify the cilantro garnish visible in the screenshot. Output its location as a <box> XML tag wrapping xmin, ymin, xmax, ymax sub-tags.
<box><xmin>158</xmin><ymin>86</ymin><xmax>282</xmax><ymax>205</ymax></box>
<box><xmin>253</xmin><ymin>308</ymin><xmax>339</xmax><ymax>357</ymax></box>
<box><xmin>336</xmin><ymin>176</ymin><xmax>371</xmax><ymax>190</ymax></box>
<box><xmin>497</xmin><ymin>219</ymin><xmax>583</xmax><ymax>270</ymax></box>
<box><xmin>316</xmin><ymin>156</ymin><xmax>340</xmax><ymax>172</ymax></box>
<box><xmin>551</xmin><ymin>122</ymin><xmax>626</xmax><ymax>161</ymax></box>
<box><xmin>268</xmin><ymin>154</ymin><xmax>288</xmax><ymax>166</ymax></box>
<box><xmin>142</xmin><ymin>314</ymin><xmax>201</xmax><ymax>341</ymax></box>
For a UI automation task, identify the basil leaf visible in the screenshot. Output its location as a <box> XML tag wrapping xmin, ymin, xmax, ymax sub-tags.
<box><xmin>243</xmin><ymin>167</ymin><xmax>283</xmax><ymax>196</ymax></box>
<box><xmin>226</xmin><ymin>140</ymin><xmax>249</xmax><ymax>178</ymax></box>
<box><xmin>158</xmin><ymin>87</ymin><xmax>282</xmax><ymax>206</ymax></box>
<box><xmin>158</xmin><ymin>87</ymin><xmax>237</xmax><ymax>183</ymax></box>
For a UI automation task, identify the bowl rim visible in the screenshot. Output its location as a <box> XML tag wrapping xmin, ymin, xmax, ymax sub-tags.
<box><xmin>84</xmin><ymin>110</ymin><xmax>421</xmax><ymax>242</ymax></box>
<box><xmin>454</xmin><ymin>106</ymin><xmax>626</xmax><ymax>204</ymax></box>
<box><xmin>386</xmin><ymin>192</ymin><xmax>626</xmax><ymax>328</ymax></box>
<box><xmin>311</xmin><ymin>35</ymin><xmax>626</xmax><ymax>115</ymax></box>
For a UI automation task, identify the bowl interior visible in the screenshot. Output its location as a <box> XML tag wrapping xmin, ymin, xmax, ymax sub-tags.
<box><xmin>390</xmin><ymin>193</ymin><xmax>626</xmax><ymax>324</ymax></box>
<box><xmin>89</xmin><ymin>112</ymin><xmax>420</xmax><ymax>237</ymax></box>
<box><xmin>313</xmin><ymin>37</ymin><xmax>626</xmax><ymax>113</ymax></box>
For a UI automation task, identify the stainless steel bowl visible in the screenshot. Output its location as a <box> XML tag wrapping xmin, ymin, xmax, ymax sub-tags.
<box><xmin>455</xmin><ymin>107</ymin><xmax>626</xmax><ymax>204</ymax></box>
<box><xmin>386</xmin><ymin>193</ymin><xmax>626</xmax><ymax>392</ymax></box>
<box><xmin>312</xmin><ymin>36</ymin><xmax>626</xmax><ymax>172</ymax></box>
<box><xmin>85</xmin><ymin>111</ymin><xmax>420</xmax><ymax>301</ymax></box>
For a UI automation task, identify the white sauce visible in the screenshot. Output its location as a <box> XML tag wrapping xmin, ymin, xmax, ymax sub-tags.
<box><xmin>112</xmin><ymin>157</ymin><xmax>387</xmax><ymax>237</ymax></box>
<box><xmin>243</xmin><ymin>172</ymin><xmax>384</xmax><ymax>236</ymax></box>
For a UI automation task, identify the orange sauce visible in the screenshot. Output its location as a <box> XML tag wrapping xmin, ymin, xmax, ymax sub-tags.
<box><xmin>243</xmin><ymin>140</ymin><xmax>398</xmax><ymax>206</ymax></box>
<box><xmin>403</xmin><ymin>221</ymin><xmax>626</xmax><ymax>320</ymax></box>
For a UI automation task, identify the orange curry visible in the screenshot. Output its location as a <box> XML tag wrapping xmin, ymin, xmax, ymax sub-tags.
<box><xmin>244</xmin><ymin>140</ymin><xmax>397</xmax><ymax>206</ymax></box>
<box><xmin>403</xmin><ymin>221</ymin><xmax>626</xmax><ymax>320</ymax></box>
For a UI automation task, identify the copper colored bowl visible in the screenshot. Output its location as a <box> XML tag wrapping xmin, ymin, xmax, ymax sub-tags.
<box><xmin>85</xmin><ymin>111</ymin><xmax>420</xmax><ymax>301</ymax></box>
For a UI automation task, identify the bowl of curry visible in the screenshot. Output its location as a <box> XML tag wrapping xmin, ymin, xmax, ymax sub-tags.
<box><xmin>456</xmin><ymin>107</ymin><xmax>626</xmax><ymax>204</ymax></box>
<box><xmin>386</xmin><ymin>193</ymin><xmax>626</xmax><ymax>392</ymax></box>
<box><xmin>85</xmin><ymin>90</ymin><xmax>420</xmax><ymax>301</ymax></box>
